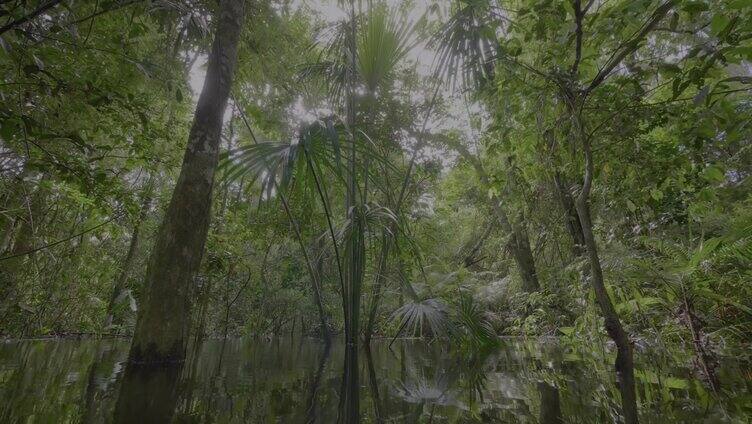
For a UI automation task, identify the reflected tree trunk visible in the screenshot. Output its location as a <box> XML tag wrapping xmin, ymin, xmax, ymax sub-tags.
<box><xmin>537</xmin><ymin>382</ymin><xmax>563</xmax><ymax>424</ymax></box>
<box><xmin>337</xmin><ymin>344</ymin><xmax>359</xmax><ymax>424</ymax></box>
<box><xmin>82</xmin><ymin>342</ymin><xmax>120</xmax><ymax>424</ymax></box>
<box><xmin>113</xmin><ymin>364</ymin><xmax>182</xmax><ymax>424</ymax></box>
<box><xmin>365</xmin><ymin>344</ymin><xmax>384</xmax><ymax>424</ymax></box>
<box><xmin>305</xmin><ymin>342</ymin><xmax>331</xmax><ymax>424</ymax></box>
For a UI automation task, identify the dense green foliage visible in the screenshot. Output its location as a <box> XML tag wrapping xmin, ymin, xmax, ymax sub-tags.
<box><xmin>1</xmin><ymin>0</ymin><xmax>751</xmax><ymax>415</ymax></box>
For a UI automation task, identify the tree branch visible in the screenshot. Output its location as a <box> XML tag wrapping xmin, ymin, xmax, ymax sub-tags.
<box><xmin>585</xmin><ymin>0</ymin><xmax>677</xmax><ymax>95</ymax></box>
<box><xmin>0</xmin><ymin>0</ymin><xmax>64</xmax><ymax>35</ymax></box>
<box><xmin>571</xmin><ymin>0</ymin><xmax>584</xmax><ymax>75</ymax></box>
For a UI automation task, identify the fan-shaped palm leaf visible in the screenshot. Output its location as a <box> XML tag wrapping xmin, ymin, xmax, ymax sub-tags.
<box><xmin>357</xmin><ymin>4</ymin><xmax>418</xmax><ymax>94</ymax></box>
<box><xmin>299</xmin><ymin>3</ymin><xmax>418</xmax><ymax>101</ymax></box>
<box><xmin>431</xmin><ymin>0</ymin><xmax>500</xmax><ymax>89</ymax></box>
<box><xmin>390</xmin><ymin>298</ymin><xmax>452</xmax><ymax>340</ymax></box>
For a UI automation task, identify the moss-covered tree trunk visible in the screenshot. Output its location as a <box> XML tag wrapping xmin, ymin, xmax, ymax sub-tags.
<box><xmin>125</xmin><ymin>0</ymin><xmax>245</xmax><ymax>365</ymax></box>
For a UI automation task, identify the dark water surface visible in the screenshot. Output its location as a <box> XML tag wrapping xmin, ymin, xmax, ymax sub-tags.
<box><xmin>0</xmin><ymin>337</ymin><xmax>749</xmax><ymax>423</ymax></box>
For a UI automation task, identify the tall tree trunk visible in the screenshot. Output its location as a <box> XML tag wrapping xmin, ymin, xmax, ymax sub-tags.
<box><xmin>103</xmin><ymin>183</ymin><xmax>153</xmax><ymax>329</ymax></box>
<box><xmin>343</xmin><ymin>0</ymin><xmax>364</xmax><ymax>347</ymax></box>
<box><xmin>124</xmin><ymin>0</ymin><xmax>244</xmax><ymax>365</ymax></box>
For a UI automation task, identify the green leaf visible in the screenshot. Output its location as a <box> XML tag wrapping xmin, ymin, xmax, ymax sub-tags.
<box><xmin>650</xmin><ymin>188</ymin><xmax>664</xmax><ymax>201</ymax></box>
<box><xmin>710</xmin><ymin>14</ymin><xmax>730</xmax><ymax>36</ymax></box>
<box><xmin>665</xmin><ymin>377</ymin><xmax>690</xmax><ymax>390</ymax></box>
<box><xmin>558</xmin><ymin>326</ymin><xmax>574</xmax><ymax>336</ymax></box>
<box><xmin>701</xmin><ymin>165</ymin><xmax>725</xmax><ymax>183</ymax></box>
<box><xmin>682</xmin><ymin>1</ymin><xmax>709</xmax><ymax>14</ymax></box>
<box><xmin>0</xmin><ymin>118</ymin><xmax>18</xmax><ymax>140</ymax></box>
<box><xmin>731</xmin><ymin>46</ymin><xmax>752</xmax><ymax>60</ymax></box>
<box><xmin>729</xmin><ymin>0</ymin><xmax>752</xmax><ymax>9</ymax></box>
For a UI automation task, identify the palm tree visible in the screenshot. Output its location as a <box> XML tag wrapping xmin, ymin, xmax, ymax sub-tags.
<box><xmin>227</xmin><ymin>1</ymin><xmax>419</xmax><ymax>346</ymax></box>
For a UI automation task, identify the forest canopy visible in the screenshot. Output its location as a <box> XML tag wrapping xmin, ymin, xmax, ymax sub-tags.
<box><xmin>0</xmin><ymin>0</ymin><xmax>751</xmax><ymax>422</ymax></box>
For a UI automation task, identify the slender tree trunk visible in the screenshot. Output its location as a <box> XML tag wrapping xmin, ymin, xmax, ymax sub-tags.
<box><xmin>454</xmin><ymin>144</ymin><xmax>540</xmax><ymax>292</ymax></box>
<box><xmin>343</xmin><ymin>0</ymin><xmax>364</xmax><ymax>347</ymax></box>
<box><xmin>103</xmin><ymin>184</ymin><xmax>152</xmax><ymax>329</ymax></box>
<box><xmin>574</xmin><ymin>127</ymin><xmax>638</xmax><ymax>424</ymax></box>
<box><xmin>0</xmin><ymin>176</ymin><xmax>48</xmax><ymax>307</ymax></box>
<box><xmin>575</xmin><ymin>195</ymin><xmax>638</xmax><ymax>423</ymax></box>
<box><xmin>557</xmin><ymin>4</ymin><xmax>676</xmax><ymax>420</ymax></box>
<box><xmin>9</xmin><ymin>177</ymin><xmax>47</xmax><ymax>258</ymax></box>
<box><xmin>364</xmin><ymin>231</ymin><xmax>390</xmax><ymax>343</ymax></box>
<box><xmin>124</xmin><ymin>0</ymin><xmax>244</xmax><ymax>366</ymax></box>
<box><xmin>363</xmin><ymin>86</ymin><xmax>443</xmax><ymax>344</ymax></box>
<box><xmin>235</xmin><ymin>105</ymin><xmax>331</xmax><ymax>343</ymax></box>
<box><xmin>680</xmin><ymin>295</ymin><xmax>719</xmax><ymax>390</ymax></box>
<box><xmin>0</xmin><ymin>172</ymin><xmax>28</xmax><ymax>255</ymax></box>
<box><xmin>554</xmin><ymin>172</ymin><xmax>585</xmax><ymax>257</ymax></box>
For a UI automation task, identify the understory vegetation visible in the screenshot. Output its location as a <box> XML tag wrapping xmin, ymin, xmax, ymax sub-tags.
<box><xmin>1</xmin><ymin>0</ymin><xmax>751</xmax><ymax>420</ymax></box>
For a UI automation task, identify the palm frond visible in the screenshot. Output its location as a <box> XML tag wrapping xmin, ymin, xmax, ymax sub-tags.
<box><xmin>455</xmin><ymin>294</ymin><xmax>499</xmax><ymax>349</ymax></box>
<box><xmin>430</xmin><ymin>0</ymin><xmax>499</xmax><ymax>90</ymax></box>
<box><xmin>390</xmin><ymin>298</ymin><xmax>452</xmax><ymax>339</ymax></box>
<box><xmin>357</xmin><ymin>3</ymin><xmax>417</xmax><ymax>93</ymax></box>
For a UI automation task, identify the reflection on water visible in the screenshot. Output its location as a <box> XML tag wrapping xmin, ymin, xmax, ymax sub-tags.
<box><xmin>0</xmin><ymin>337</ymin><xmax>749</xmax><ymax>423</ymax></box>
